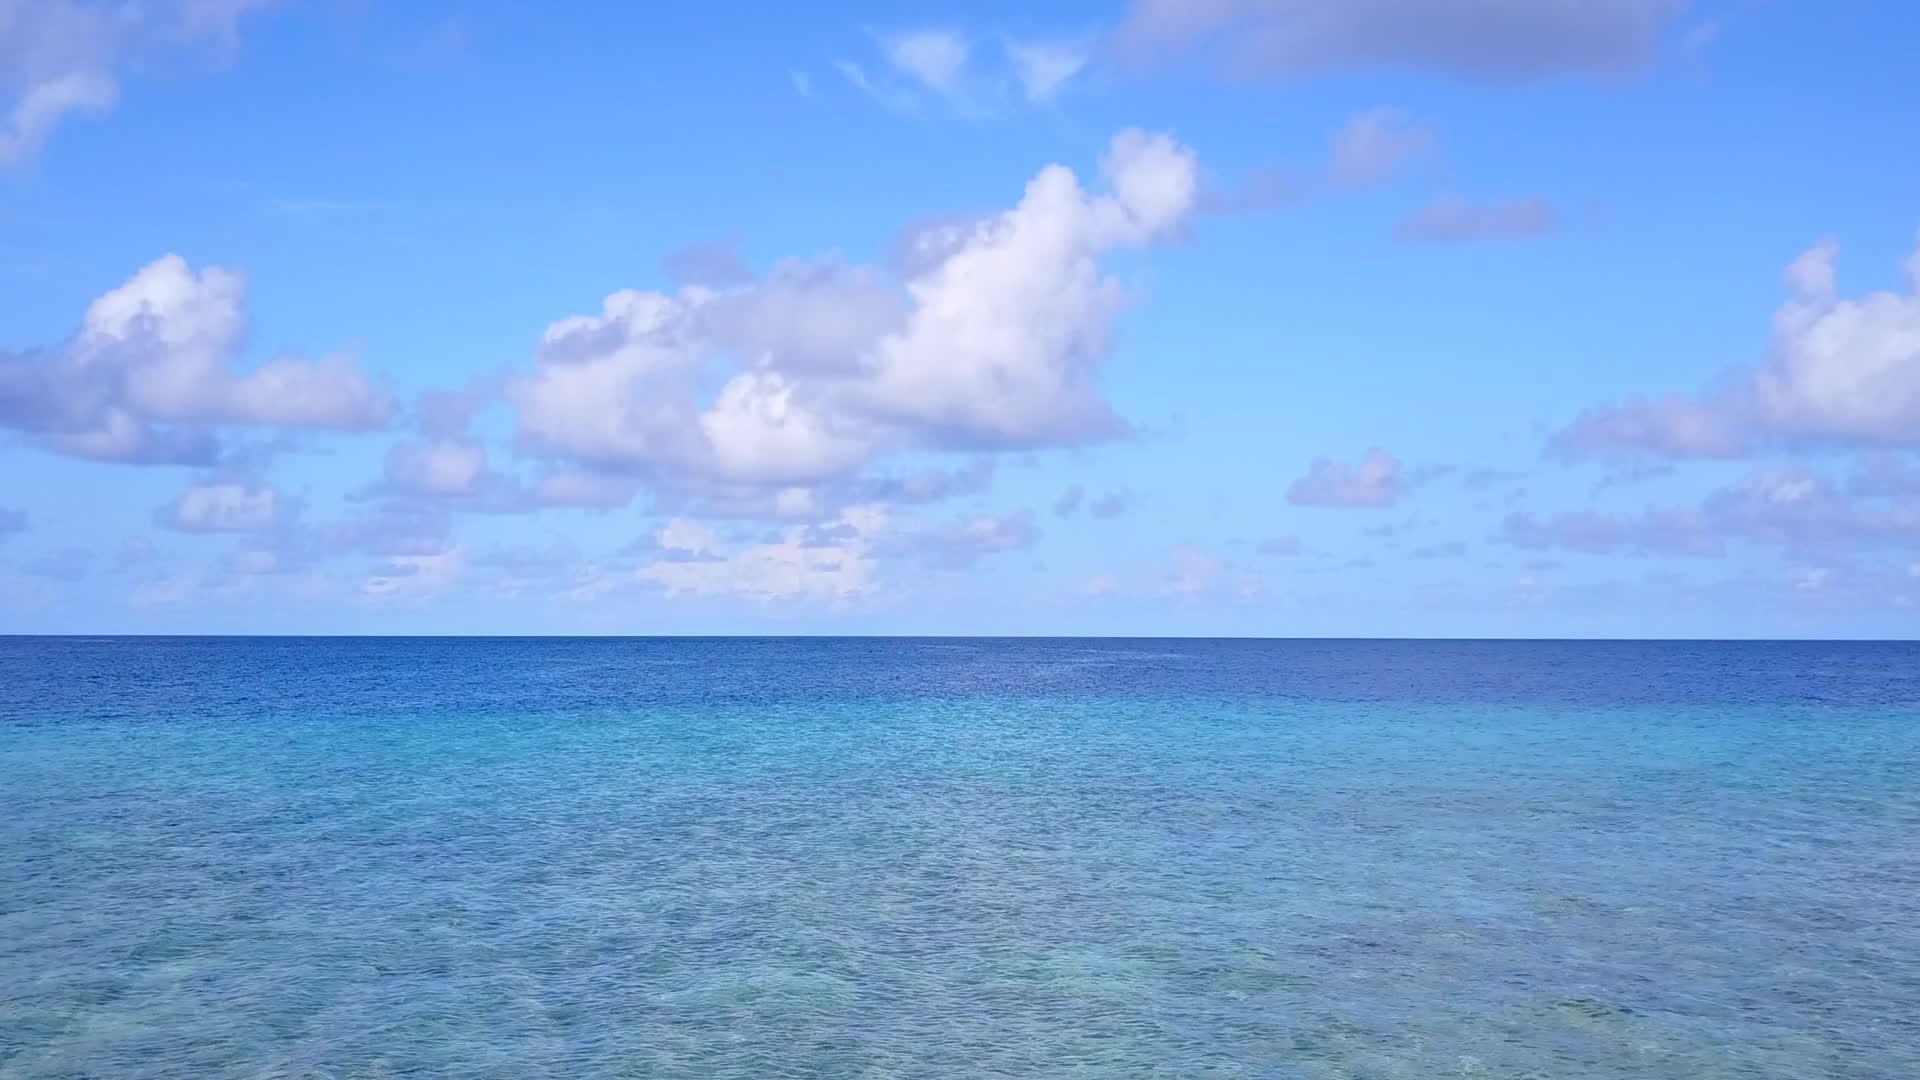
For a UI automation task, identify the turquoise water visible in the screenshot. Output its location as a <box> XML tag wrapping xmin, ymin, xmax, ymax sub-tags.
<box><xmin>3</xmin><ymin>638</ymin><xmax>1918</xmax><ymax>1077</ymax></box>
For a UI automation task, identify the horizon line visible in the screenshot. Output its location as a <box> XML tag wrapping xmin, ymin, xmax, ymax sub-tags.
<box><xmin>4</xmin><ymin>634</ymin><xmax>1919</xmax><ymax>644</ymax></box>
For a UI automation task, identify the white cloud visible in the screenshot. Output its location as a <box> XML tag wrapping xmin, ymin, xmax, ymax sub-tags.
<box><xmin>1</xmin><ymin>69</ymin><xmax>116</xmax><ymax>166</ymax></box>
<box><xmin>880</xmin><ymin>29</ymin><xmax>971</xmax><ymax>95</ymax></box>
<box><xmin>380</xmin><ymin>440</ymin><xmax>493</xmax><ymax>498</ymax></box>
<box><xmin>638</xmin><ymin>507</ymin><xmax>883</xmax><ymax>603</ymax></box>
<box><xmin>838</xmin><ymin>28</ymin><xmax>1090</xmax><ymax>113</ymax></box>
<box><xmin>362</xmin><ymin>546</ymin><xmax>465</xmax><ymax>600</ymax></box>
<box><xmin>0</xmin><ymin>0</ymin><xmax>275</xmax><ymax>167</ymax></box>
<box><xmin>0</xmin><ymin>254</ymin><xmax>394</xmax><ymax>463</ymax></box>
<box><xmin>1701</xmin><ymin>466</ymin><xmax>1920</xmax><ymax>551</ymax></box>
<box><xmin>1503</xmin><ymin>465</ymin><xmax>1920</xmax><ymax>562</ymax></box>
<box><xmin>526</xmin><ymin>468</ymin><xmax>640</xmax><ymax>509</ymax></box>
<box><xmin>1554</xmin><ymin>231</ymin><xmax>1920</xmax><ymax>458</ymax></box>
<box><xmin>1162</xmin><ymin>545</ymin><xmax>1218</xmax><ymax>598</ymax></box>
<box><xmin>1159</xmin><ymin>545</ymin><xmax>1262</xmax><ymax>601</ymax></box>
<box><xmin>857</xmin><ymin>129</ymin><xmax>1196</xmax><ymax>443</ymax></box>
<box><xmin>1287</xmin><ymin>448</ymin><xmax>1404</xmax><ymax>508</ymax></box>
<box><xmin>703</xmin><ymin>257</ymin><xmax>904</xmax><ymax>374</ymax></box>
<box><xmin>506</xmin><ymin>286</ymin><xmax>869</xmax><ymax>486</ymax></box>
<box><xmin>834</xmin><ymin>59</ymin><xmax>875</xmax><ymax>93</ymax></box>
<box><xmin>698</xmin><ymin>372</ymin><xmax>871</xmax><ymax>483</ymax></box>
<box><xmin>832</xmin><ymin>58</ymin><xmax>918</xmax><ymax>111</ymax></box>
<box><xmin>1004</xmin><ymin>38</ymin><xmax>1090</xmax><ymax>102</ymax></box>
<box><xmin>507</xmin><ymin>130</ymin><xmax>1199</xmax><ymax>500</ymax></box>
<box><xmin>657</xmin><ymin>517</ymin><xmax>721</xmax><ymax>557</ymax></box>
<box><xmin>160</xmin><ymin>483</ymin><xmax>282</xmax><ymax>532</ymax></box>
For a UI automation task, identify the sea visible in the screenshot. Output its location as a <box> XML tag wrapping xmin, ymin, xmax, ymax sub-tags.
<box><xmin>2</xmin><ymin>637</ymin><xmax>1917</xmax><ymax>1078</ymax></box>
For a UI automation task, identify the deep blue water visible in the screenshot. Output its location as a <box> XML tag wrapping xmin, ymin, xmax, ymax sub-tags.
<box><xmin>3</xmin><ymin>637</ymin><xmax>1918</xmax><ymax>1078</ymax></box>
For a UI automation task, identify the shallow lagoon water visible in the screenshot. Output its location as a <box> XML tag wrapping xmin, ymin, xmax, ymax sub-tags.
<box><xmin>3</xmin><ymin>638</ymin><xmax>1918</xmax><ymax>1077</ymax></box>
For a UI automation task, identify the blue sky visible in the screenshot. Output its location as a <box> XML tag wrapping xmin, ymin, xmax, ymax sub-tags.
<box><xmin>3</xmin><ymin>0</ymin><xmax>1918</xmax><ymax>636</ymax></box>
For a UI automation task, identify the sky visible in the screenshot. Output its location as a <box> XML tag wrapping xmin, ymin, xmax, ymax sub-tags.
<box><xmin>2</xmin><ymin>0</ymin><xmax>1918</xmax><ymax>637</ymax></box>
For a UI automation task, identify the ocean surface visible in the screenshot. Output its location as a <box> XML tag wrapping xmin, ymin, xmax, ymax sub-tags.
<box><xmin>2</xmin><ymin>638</ymin><xmax>1918</xmax><ymax>1079</ymax></box>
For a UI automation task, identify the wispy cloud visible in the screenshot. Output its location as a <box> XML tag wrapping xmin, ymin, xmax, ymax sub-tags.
<box><xmin>1</xmin><ymin>0</ymin><xmax>278</xmax><ymax>168</ymax></box>
<box><xmin>879</xmin><ymin>29</ymin><xmax>971</xmax><ymax>96</ymax></box>
<box><xmin>1203</xmin><ymin>107</ymin><xmax>1434</xmax><ymax>216</ymax></box>
<box><xmin>1004</xmin><ymin>37</ymin><xmax>1091</xmax><ymax>102</ymax></box>
<box><xmin>1397</xmin><ymin>196</ymin><xmax>1559</xmax><ymax>244</ymax></box>
<box><xmin>829</xmin><ymin>28</ymin><xmax>1092</xmax><ymax>114</ymax></box>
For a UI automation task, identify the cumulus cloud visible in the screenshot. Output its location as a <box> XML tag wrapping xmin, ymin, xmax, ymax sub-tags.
<box><xmin>1396</xmin><ymin>196</ymin><xmax>1558</xmax><ymax>244</ymax></box>
<box><xmin>1552</xmin><ymin>232</ymin><xmax>1920</xmax><ymax>459</ymax></box>
<box><xmin>363</xmin><ymin>546</ymin><xmax>465</xmax><ymax>600</ymax></box>
<box><xmin>376</xmin><ymin>440</ymin><xmax>500</xmax><ymax>499</ymax></box>
<box><xmin>1504</xmin><ymin>465</ymin><xmax>1920</xmax><ymax>560</ymax></box>
<box><xmin>861</xmin><ymin>130</ymin><xmax>1196</xmax><ymax>438</ymax></box>
<box><xmin>1702</xmin><ymin>466</ymin><xmax>1920</xmax><ymax>553</ymax></box>
<box><xmin>508</xmin><ymin>283</ymin><xmax>862</xmax><ymax>487</ymax></box>
<box><xmin>629</xmin><ymin>498</ymin><xmax>1041</xmax><ymax>602</ymax></box>
<box><xmin>158</xmin><ymin>482</ymin><xmax>285</xmax><ymax>532</ymax></box>
<box><xmin>0</xmin><ymin>254</ymin><xmax>393</xmax><ymax>464</ymax></box>
<box><xmin>528</xmin><ymin>468</ymin><xmax>643</xmax><ymax>510</ymax></box>
<box><xmin>638</xmin><ymin>507</ymin><xmax>884</xmax><ymax>603</ymax></box>
<box><xmin>1</xmin><ymin>0</ymin><xmax>275</xmax><ymax>167</ymax></box>
<box><xmin>1287</xmin><ymin>448</ymin><xmax>1405</xmax><ymax>508</ymax></box>
<box><xmin>507</xmin><ymin>130</ymin><xmax>1198</xmax><ymax>501</ymax></box>
<box><xmin>1110</xmin><ymin>0</ymin><xmax>1684</xmax><ymax>82</ymax></box>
